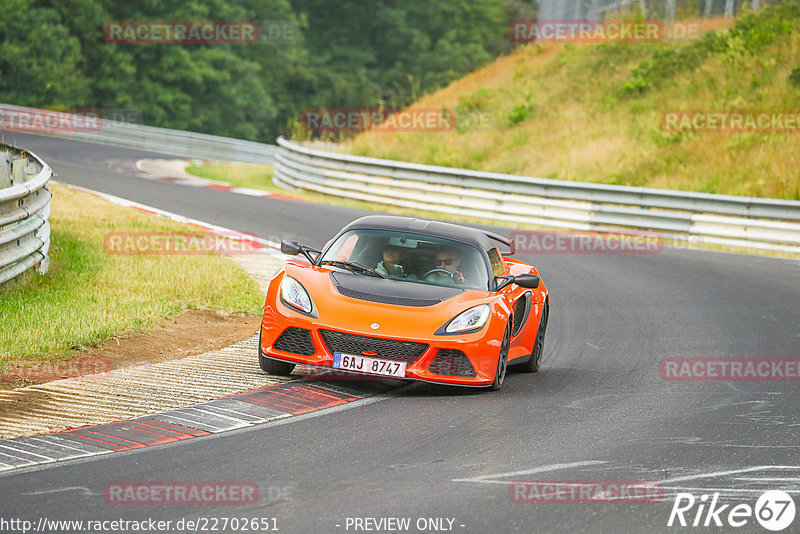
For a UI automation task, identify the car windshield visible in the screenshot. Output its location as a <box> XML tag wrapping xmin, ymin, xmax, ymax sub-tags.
<box><xmin>319</xmin><ymin>229</ymin><xmax>489</xmax><ymax>291</ymax></box>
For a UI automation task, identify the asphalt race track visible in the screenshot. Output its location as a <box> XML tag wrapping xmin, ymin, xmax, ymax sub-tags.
<box><xmin>1</xmin><ymin>132</ymin><xmax>799</xmax><ymax>533</ymax></box>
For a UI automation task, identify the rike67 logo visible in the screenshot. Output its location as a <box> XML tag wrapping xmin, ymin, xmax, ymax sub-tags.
<box><xmin>668</xmin><ymin>490</ymin><xmax>796</xmax><ymax>531</ymax></box>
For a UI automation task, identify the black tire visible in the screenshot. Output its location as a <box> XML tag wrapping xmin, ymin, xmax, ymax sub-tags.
<box><xmin>258</xmin><ymin>328</ymin><xmax>295</xmax><ymax>376</ymax></box>
<box><xmin>519</xmin><ymin>303</ymin><xmax>548</xmax><ymax>373</ymax></box>
<box><xmin>489</xmin><ymin>322</ymin><xmax>511</xmax><ymax>391</ymax></box>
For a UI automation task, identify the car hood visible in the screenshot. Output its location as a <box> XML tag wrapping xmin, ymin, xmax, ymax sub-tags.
<box><xmin>329</xmin><ymin>271</ymin><xmax>464</xmax><ymax>307</ymax></box>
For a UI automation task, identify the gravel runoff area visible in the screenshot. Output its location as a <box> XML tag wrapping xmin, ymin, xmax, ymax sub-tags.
<box><xmin>0</xmin><ymin>252</ymin><xmax>287</xmax><ymax>439</ymax></box>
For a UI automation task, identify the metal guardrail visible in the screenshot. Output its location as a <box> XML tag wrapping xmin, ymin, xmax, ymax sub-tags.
<box><xmin>539</xmin><ymin>0</ymin><xmax>771</xmax><ymax>20</ymax></box>
<box><xmin>274</xmin><ymin>137</ymin><xmax>800</xmax><ymax>253</ymax></box>
<box><xmin>0</xmin><ymin>144</ymin><xmax>52</xmax><ymax>285</ymax></box>
<box><xmin>0</xmin><ymin>103</ymin><xmax>275</xmax><ymax>164</ymax></box>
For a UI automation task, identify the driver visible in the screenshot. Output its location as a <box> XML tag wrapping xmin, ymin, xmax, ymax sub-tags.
<box><xmin>427</xmin><ymin>247</ymin><xmax>467</xmax><ymax>285</ymax></box>
<box><xmin>376</xmin><ymin>242</ymin><xmax>407</xmax><ymax>278</ymax></box>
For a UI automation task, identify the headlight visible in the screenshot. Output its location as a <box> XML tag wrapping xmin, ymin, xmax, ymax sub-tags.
<box><xmin>280</xmin><ymin>276</ymin><xmax>313</xmax><ymax>314</ymax></box>
<box><xmin>445</xmin><ymin>304</ymin><xmax>491</xmax><ymax>334</ymax></box>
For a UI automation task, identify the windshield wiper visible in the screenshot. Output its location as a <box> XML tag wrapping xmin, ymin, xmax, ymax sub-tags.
<box><xmin>319</xmin><ymin>260</ymin><xmax>387</xmax><ymax>279</ymax></box>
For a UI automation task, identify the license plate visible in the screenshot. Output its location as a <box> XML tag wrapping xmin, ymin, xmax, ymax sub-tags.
<box><xmin>332</xmin><ymin>353</ymin><xmax>406</xmax><ymax>378</ymax></box>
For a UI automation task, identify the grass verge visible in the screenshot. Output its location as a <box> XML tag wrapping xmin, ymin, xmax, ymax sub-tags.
<box><xmin>186</xmin><ymin>162</ymin><xmax>278</xmax><ymax>191</ymax></box>
<box><xmin>0</xmin><ymin>183</ymin><xmax>263</xmax><ymax>365</ymax></box>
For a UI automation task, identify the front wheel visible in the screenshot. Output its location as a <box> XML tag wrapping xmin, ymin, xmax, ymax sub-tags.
<box><xmin>518</xmin><ymin>303</ymin><xmax>548</xmax><ymax>373</ymax></box>
<box><xmin>258</xmin><ymin>328</ymin><xmax>295</xmax><ymax>376</ymax></box>
<box><xmin>489</xmin><ymin>322</ymin><xmax>511</xmax><ymax>391</ymax></box>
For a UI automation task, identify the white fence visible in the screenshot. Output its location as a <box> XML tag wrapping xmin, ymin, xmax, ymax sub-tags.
<box><xmin>0</xmin><ymin>103</ymin><xmax>275</xmax><ymax>164</ymax></box>
<box><xmin>273</xmin><ymin>137</ymin><xmax>800</xmax><ymax>253</ymax></box>
<box><xmin>0</xmin><ymin>145</ymin><xmax>52</xmax><ymax>285</ymax></box>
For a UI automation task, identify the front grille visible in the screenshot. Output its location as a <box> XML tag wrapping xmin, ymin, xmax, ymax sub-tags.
<box><xmin>336</xmin><ymin>286</ymin><xmax>441</xmax><ymax>307</ymax></box>
<box><xmin>319</xmin><ymin>330</ymin><xmax>428</xmax><ymax>364</ymax></box>
<box><xmin>273</xmin><ymin>327</ymin><xmax>315</xmax><ymax>356</ymax></box>
<box><xmin>428</xmin><ymin>349</ymin><xmax>476</xmax><ymax>377</ymax></box>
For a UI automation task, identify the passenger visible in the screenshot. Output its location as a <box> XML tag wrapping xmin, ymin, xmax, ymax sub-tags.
<box><xmin>376</xmin><ymin>242</ymin><xmax>407</xmax><ymax>278</ymax></box>
<box><xmin>427</xmin><ymin>247</ymin><xmax>466</xmax><ymax>285</ymax></box>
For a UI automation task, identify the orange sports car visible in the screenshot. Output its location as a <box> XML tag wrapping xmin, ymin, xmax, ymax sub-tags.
<box><xmin>258</xmin><ymin>216</ymin><xmax>549</xmax><ymax>390</ymax></box>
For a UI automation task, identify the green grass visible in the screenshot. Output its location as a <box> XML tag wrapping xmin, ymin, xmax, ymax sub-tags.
<box><xmin>0</xmin><ymin>184</ymin><xmax>263</xmax><ymax>365</ymax></box>
<box><xmin>186</xmin><ymin>162</ymin><xmax>279</xmax><ymax>192</ymax></box>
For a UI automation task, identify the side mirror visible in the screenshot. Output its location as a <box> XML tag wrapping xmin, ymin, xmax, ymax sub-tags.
<box><xmin>281</xmin><ymin>240</ymin><xmax>302</xmax><ymax>256</ymax></box>
<box><xmin>514</xmin><ymin>274</ymin><xmax>540</xmax><ymax>289</ymax></box>
<box><xmin>281</xmin><ymin>240</ymin><xmax>321</xmax><ymax>263</ymax></box>
<box><xmin>495</xmin><ymin>274</ymin><xmax>540</xmax><ymax>291</ymax></box>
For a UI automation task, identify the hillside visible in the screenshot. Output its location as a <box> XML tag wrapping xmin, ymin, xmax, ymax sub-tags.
<box><xmin>345</xmin><ymin>3</ymin><xmax>800</xmax><ymax>200</ymax></box>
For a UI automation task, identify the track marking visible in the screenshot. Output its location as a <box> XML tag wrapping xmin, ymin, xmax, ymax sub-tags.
<box><xmin>661</xmin><ymin>465</ymin><xmax>800</xmax><ymax>485</ymax></box>
<box><xmin>23</xmin><ymin>486</ymin><xmax>95</xmax><ymax>496</ymax></box>
<box><xmin>452</xmin><ymin>461</ymin><xmax>607</xmax><ymax>485</ymax></box>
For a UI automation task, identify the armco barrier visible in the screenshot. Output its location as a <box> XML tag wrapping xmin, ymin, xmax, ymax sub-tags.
<box><xmin>0</xmin><ymin>103</ymin><xmax>275</xmax><ymax>164</ymax></box>
<box><xmin>0</xmin><ymin>144</ymin><xmax>52</xmax><ymax>285</ymax></box>
<box><xmin>273</xmin><ymin>137</ymin><xmax>800</xmax><ymax>253</ymax></box>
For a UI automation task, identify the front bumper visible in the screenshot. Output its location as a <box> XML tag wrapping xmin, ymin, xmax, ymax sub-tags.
<box><xmin>260</xmin><ymin>308</ymin><xmax>500</xmax><ymax>386</ymax></box>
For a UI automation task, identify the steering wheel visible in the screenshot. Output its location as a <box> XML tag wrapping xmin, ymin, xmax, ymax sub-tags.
<box><xmin>423</xmin><ymin>269</ymin><xmax>454</xmax><ymax>281</ymax></box>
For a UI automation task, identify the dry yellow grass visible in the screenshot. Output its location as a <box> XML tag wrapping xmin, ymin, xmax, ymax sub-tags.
<box><xmin>347</xmin><ymin>10</ymin><xmax>800</xmax><ymax>200</ymax></box>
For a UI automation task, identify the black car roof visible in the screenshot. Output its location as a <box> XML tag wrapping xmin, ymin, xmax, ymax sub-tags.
<box><xmin>341</xmin><ymin>216</ymin><xmax>513</xmax><ymax>254</ymax></box>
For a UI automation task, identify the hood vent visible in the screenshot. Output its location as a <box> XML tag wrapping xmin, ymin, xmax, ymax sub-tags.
<box><xmin>330</xmin><ymin>272</ymin><xmax>462</xmax><ymax>308</ymax></box>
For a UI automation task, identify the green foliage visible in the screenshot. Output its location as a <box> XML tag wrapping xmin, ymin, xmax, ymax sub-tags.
<box><xmin>556</xmin><ymin>42</ymin><xmax>580</xmax><ymax>65</ymax></box>
<box><xmin>285</xmin><ymin>116</ymin><xmax>311</xmax><ymax>141</ymax></box>
<box><xmin>457</xmin><ymin>88</ymin><xmax>492</xmax><ymax>111</ymax></box>
<box><xmin>622</xmin><ymin>74</ymin><xmax>651</xmax><ymax>95</ymax></box>
<box><xmin>507</xmin><ymin>103</ymin><xmax>531</xmax><ymax>125</ymax></box>
<box><xmin>727</xmin><ymin>0</ymin><xmax>800</xmax><ymax>52</ymax></box>
<box><xmin>504</xmin><ymin>130</ymin><xmax>530</xmax><ymax>150</ymax></box>
<box><xmin>0</xmin><ymin>0</ymin><xmax>511</xmax><ymax>143</ymax></box>
<box><xmin>620</xmin><ymin>0</ymin><xmax>800</xmax><ymax>99</ymax></box>
<box><xmin>620</xmin><ymin>33</ymin><xmax>725</xmax><ymax>97</ymax></box>
<box><xmin>507</xmin><ymin>94</ymin><xmax>535</xmax><ymax>125</ymax></box>
<box><xmin>790</xmin><ymin>67</ymin><xmax>800</xmax><ymax>86</ymax></box>
<box><xmin>0</xmin><ymin>0</ymin><xmax>90</xmax><ymax>106</ymax></box>
<box><xmin>453</xmin><ymin>88</ymin><xmax>494</xmax><ymax>133</ymax></box>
